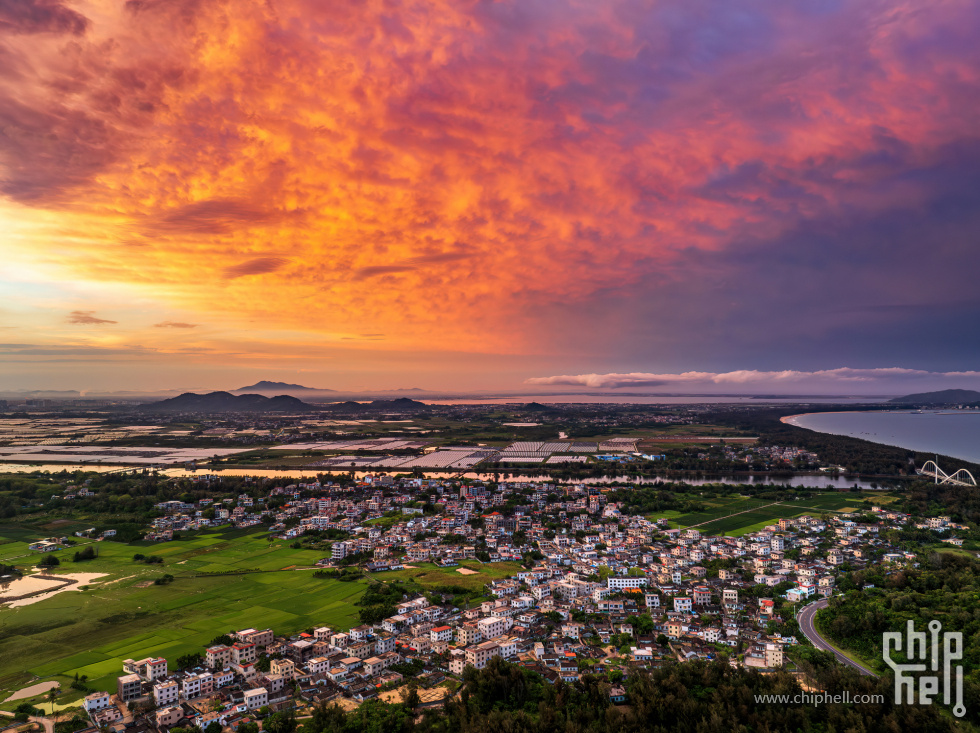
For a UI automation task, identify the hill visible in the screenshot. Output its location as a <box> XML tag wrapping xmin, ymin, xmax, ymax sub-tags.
<box><xmin>522</xmin><ymin>401</ymin><xmax>558</xmax><ymax>412</ymax></box>
<box><xmin>234</xmin><ymin>380</ymin><xmax>332</xmax><ymax>392</ymax></box>
<box><xmin>141</xmin><ymin>391</ymin><xmax>312</xmax><ymax>412</ymax></box>
<box><xmin>321</xmin><ymin>397</ymin><xmax>430</xmax><ymax>413</ymax></box>
<box><xmin>889</xmin><ymin>389</ymin><xmax>980</xmax><ymax>404</ymax></box>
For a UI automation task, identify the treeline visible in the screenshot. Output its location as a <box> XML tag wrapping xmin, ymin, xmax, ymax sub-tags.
<box><xmin>904</xmin><ymin>479</ymin><xmax>980</xmax><ymax>527</ymax></box>
<box><xmin>300</xmin><ymin>656</ymin><xmax>960</xmax><ymax>733</ymax></box>
<box><xmin>819</xmin><ymin>551</ymin><xmax>980</xmax><ymax>723</ymax></box>
<box><xmin>0</xmin><ymin>469</ymin><xmax>347</xmax><ymax>521</ymax></box>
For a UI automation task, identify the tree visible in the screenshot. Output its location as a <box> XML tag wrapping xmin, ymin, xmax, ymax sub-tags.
<box><xmin>238</xmin><ymin>723</ymin><xmax>259</xmax><ymax>733</ymax></box>
<box><xmin>47</xmin><ymin>687</ymin><xmax>60</xmax><ymax>724</ymax></box>
<box><xmin>264</xmin><ymin>712</ymin><xmax>297</xmax><ymax>733</ymax></box>
<box><xmin>404</xmin><ymin>683</ymin><xmax>421</xmax><ymax>712</ymax></box>
<box><xmin>176</xmin><ymin>652</ymin><xmax>202</xmax><ymax>669</ymax></box>
<box><xmin>627</xmin><ymin>614</ymin><xmax>655</xmax><ymax>635</ymax></box>
<box><xmin>73</xmin><ymin>546</ymin><xmax>96</xmax><ymax>562</ymax></box>
<box><xmin>38</xmin><ymin>554</ymin><xmax>60</xmax><ymax>567</ymax></box>
<box><xmin>204</xmin><ymin>723</ymin><xmax>222</xmax><ymax>733</ymax></box>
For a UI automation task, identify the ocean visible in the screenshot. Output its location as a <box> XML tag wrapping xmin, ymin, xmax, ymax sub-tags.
<box><xmin>785</xmin><ymin>410</ymin><xmax>980</xmax><ymax>465</ymax></box>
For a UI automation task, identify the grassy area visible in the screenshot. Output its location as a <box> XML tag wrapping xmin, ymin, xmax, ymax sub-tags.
<box><xmin>0</xmin><ymin>526</ymin><xmax>368</xmax><ymax>701</ymax></box>
<box><xmin>643</xmin><ymin>509</ymin><xmax>686</xmax><ymax>524</ymax></box>
<box><xmin>363</xmin><ymin>513</ymin><xmax>408</xmax><ymax>528</ymax></box>
<box><xmin>371</xmin><ymin>560</ymin><xmax>523</xmax><ymax>592</ymax></box>
<box><xmin>668</xmin><ymin>493</ymin><xmax>898</xmax><ymax>537</ymax></box>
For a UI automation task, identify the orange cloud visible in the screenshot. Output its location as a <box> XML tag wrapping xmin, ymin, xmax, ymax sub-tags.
<box><xmin>3</xmin><ymin>0</ymin><xmax>980</xmax><ymax>365</ymax></box>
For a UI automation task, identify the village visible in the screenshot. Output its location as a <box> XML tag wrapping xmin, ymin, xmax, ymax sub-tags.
<box><xmin>21</xmin><ymin>469</ymin><xmax>956</xmax><ymax>733</ymax></box>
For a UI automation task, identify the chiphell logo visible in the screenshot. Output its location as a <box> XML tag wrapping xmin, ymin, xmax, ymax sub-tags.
<box><xmin>883</xmin><ymin>619</ymin><xmax>965</xmax><ymax>717</ymax></box>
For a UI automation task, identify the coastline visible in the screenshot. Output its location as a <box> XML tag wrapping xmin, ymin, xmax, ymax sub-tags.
<box><xmin>782</xmin><ymin>409</ymin><xmax>980</xmax><ymax>465</ymax></box>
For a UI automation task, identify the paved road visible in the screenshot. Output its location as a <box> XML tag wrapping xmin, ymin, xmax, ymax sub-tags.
<box><xmin>797</xmin><ymin>599</ymin><xmax>878</xmax><ymax>677</ymax></box>
<box><xmin>0</xmin><ymin>710</ymin><xmax>55</xmax><ymax>733</ymax></box>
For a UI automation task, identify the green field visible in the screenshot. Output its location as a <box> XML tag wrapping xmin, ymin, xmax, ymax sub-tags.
<box><xmin>666</xmin><ymin>493</ymin><xmax>897</xmax><ymax>536</ymax></box>
<box><xmin>371</xmin><ymin>560</ymin><xmax>523</xmax><ymax>592</ymax></box>
<box><xmin>0</xmin><ymin>527</ymin><xmax>371</xmax><ymax>703</ymax></box>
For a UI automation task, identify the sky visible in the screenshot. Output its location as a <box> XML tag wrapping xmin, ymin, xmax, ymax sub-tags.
<box><xmin>2</xmin><ymin>0</ymin><xmax>980</xmax><ymax>395</ymax></box>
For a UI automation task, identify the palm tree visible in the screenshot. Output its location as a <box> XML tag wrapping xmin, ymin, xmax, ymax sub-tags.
<box><xmin>47</xmin><ymin>687</ymin><xmax>60</xmax><ymax>724</ymax></box>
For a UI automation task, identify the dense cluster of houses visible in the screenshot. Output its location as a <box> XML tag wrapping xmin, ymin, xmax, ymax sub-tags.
<box><xmin>63</xmin><ymin>475</ymin><xmax>936</xmax><ymax>733</ymax></box>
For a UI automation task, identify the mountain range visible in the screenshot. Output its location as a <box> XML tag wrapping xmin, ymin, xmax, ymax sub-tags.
<box><xmin>140</xmin><ymin>392</ymin><xmax>432</xmax><ymax>413</ymax></box>
<box><xmin>141</xmin><ymin>391</ymin><xmax>311</xmax><ymax>412</ymax></box>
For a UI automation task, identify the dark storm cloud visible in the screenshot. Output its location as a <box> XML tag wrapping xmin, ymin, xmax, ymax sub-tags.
<box><xmin>536</xmin><ymin>141</ymin><xmax>980</xmax><ymax>373</ymax></box>
<box><xmin>0</xmin><ymin>0</ymin><xmax>90</xmax><ymax>35</ymax></box>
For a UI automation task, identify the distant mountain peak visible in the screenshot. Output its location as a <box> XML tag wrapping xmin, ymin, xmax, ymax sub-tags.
<box><xmin>235</xmin><ymin>380</ymin><xmax>334</xmax><ymax>392</ymax></box>
<box><xmin>523</xmin><ymin>401</ymin><xmax>558</xmax><ymax>412</ymax></box>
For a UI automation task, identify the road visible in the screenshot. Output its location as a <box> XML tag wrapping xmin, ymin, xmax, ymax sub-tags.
<box><xmin>0</xmin><ymin>710</ymin><xmax>55</xmax><ymax>733</ymax></box>
<box><xmin>796</xmin><ymin>599</ymin><xmax>878</xmax><ymax>677</ymax></box>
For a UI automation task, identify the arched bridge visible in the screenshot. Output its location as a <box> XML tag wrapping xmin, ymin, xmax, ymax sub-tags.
<box><xmin>918</xmin><ymin>460</ymin><xmax>977</xmax><ymax>487</ymax></box>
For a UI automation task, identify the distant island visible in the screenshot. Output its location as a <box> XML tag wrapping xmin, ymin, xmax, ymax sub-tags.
<box><xmin>233</xmin><ymin>381</ymin><xmax>332</xmax><ymax>393</ymax></box>
<box><xmin>889</xmin><ymin>388</ymin><xmax>980</xmax><ymax>405</ymax></box>
<box><xmin>141</xmin><ymin>391</ymin><xmax>311</xmax><ymax>412</ymax></box>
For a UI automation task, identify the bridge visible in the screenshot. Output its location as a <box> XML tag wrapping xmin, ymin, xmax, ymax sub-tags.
<box><xmin>918</xmin><ymin>460</ymin><xmax>977</xmax><ymax>487</ymax></box>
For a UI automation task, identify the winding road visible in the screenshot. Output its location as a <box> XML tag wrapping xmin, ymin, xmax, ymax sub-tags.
<box><xmin>796</xmin><ymin>598</ymin><xmax>878</xmax><ymax>677</ymax></box>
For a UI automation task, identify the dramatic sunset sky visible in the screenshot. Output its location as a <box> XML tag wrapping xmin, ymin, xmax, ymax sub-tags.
<box><xmin>2</xmin><ymin>0</ymin><xmax>979</xmax><ymax>394</ymax></box>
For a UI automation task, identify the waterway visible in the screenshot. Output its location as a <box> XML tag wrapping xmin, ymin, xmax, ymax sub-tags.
<box><xmin>0</xmin><ymin>462</ymin><xmax>888</xmax><ymax>489</ymax></box>
<box><xmin>784</xmin><ymin>409</ymin><xmax>980</xmax><ymax>464</ymax></box>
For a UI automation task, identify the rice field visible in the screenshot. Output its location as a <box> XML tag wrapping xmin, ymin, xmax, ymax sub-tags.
<box><xmin>0</xmin><ymin>526</ymin><xmax>370</xmax><ymax>703</ymax></box>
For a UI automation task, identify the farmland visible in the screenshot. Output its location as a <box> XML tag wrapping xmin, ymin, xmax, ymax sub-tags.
<box><xmin>0</xmin><ymin>525</ymin><xmax>520</xmax><ymax>708</ymax></box>
<box><xmin>0</xmin><ymin>527</ymin><xmax>373</xmax><ymax>705</ymax></box>
<box><xmin>658</xmin><ymin>492</ymin><xmax>899</xmax><ymax>536</ymax></box>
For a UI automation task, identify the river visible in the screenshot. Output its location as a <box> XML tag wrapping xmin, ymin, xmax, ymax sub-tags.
<box><xmin>0</xmin><ymin>462</ymin><xmax>888</xmax><ymax>489</ymax></box>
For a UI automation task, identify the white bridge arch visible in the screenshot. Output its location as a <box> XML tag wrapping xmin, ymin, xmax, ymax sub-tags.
<box><xmin>918</xmin><ymin>460</ymin><xmax>977</xmax><ymax>487</ymax></box>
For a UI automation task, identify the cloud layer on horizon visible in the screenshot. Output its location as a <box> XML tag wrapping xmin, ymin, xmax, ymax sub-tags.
<box><xmin>527</xmin><ymin>368</ymin><xmax>980</xmax><ymax>394</ymax></box>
